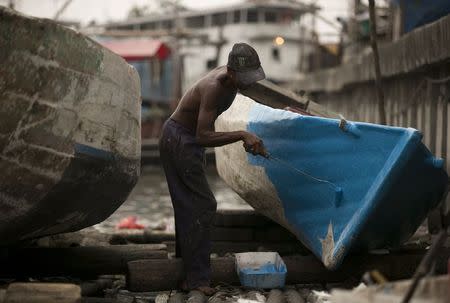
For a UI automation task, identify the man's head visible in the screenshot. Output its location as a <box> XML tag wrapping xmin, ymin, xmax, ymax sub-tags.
<box><xmin>227</xmin><ymin>43</ymin><xmax>265</xmax><ymax>90</ymax></box>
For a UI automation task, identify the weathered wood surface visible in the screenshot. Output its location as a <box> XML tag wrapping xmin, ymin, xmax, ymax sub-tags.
<box><xmin>0</xmin><ymin>7</ymin><xmax>141</xmax><ymax>244</ymax></box>
<box><xmin>127</xmin><ymin>257</ymin><xmax>236</xmax><ymax>291</ymax></box>
<box><xmin>127</xmin><ymin>249</ymin><xmax>450</xmax><ymax>291</ymax></box>
<box><xmin>114</xmin><ymin>225</ymin><xmax>298</xmax><ymax>244</ymax></box>
<box><xmin>163</xmin><ymin>240</ymin><xmax>309</xmax><ymax>256</ymax></box>
<box><xmin>242</xmin><ymin>79</ymin><xmax>340</xmax><ymax>118</ymax></box>
<box><xmin>0</xmin><ymin>244</ymin><xmax>166</xmax><ymax>277</ymax></box>
<box><xmin>3</xmin><ymin>283</ymin><xmax>81</xmax><ymax>303</ymax></box>
<box><xmin>80</xmin><ymin>278</ymin><xmax>113</xmax><ymax>297</ymax></box>
<box><xmin>213</xmin><ymin>209</ymin><xmax>273</xmax><ymax>227</ymax></box>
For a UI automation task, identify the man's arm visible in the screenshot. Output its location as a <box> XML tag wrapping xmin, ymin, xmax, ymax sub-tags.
<box><xmin>195</xmin><ymin>85</ymin><xmax>266</xmax><ymax>156</ymax></box>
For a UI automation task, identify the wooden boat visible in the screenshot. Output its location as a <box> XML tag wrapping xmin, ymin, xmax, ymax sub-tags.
<box><xmin>215</xmin><ymin>95</ymin><xmax>448</xmax><ymax>269</ymax></box>
<box><xmin>0</xmin><ymin>7</ymin><xmax>141</xmax><ymax>244</ymax></box>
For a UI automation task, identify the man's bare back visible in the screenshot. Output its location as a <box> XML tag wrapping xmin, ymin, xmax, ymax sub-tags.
<box><xmin>171</xmin><ymin>66</ymin><xmax>236</xmax><ymax>133</ymax></box>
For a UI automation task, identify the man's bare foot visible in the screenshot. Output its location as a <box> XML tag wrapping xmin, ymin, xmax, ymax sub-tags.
<box><xmin>195</xmin><ymin>286</ymin><xmax>216</xmax><ymax>296</ymax></box>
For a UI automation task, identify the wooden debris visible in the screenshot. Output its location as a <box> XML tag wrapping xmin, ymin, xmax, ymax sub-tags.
<box><xmin>0</xmin><ymin>244</ymin><xmax>167</xmax><ymax>277</ymax></box>
<box><xmin>3</xmin><ymin>283</ymin><xmax>80</xmax><ymax>303</ymax></box>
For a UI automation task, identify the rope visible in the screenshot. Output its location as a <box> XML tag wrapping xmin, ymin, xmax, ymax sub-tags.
<box><xmin>267</xmin><ymin>154</ymin><xmax>341</xmax><ymax>192</ymax></box>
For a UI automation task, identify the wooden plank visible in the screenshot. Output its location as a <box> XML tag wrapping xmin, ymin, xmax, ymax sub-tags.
<box><xmin>163</xmin><ymin>240</ymin><xmax>310</xmax><ymax>256</ymax></box>
<box><xmin>429</xmin><ymin>81</ymin><xmax>438</xmax><ymax>154</ymax></box>
<box><xmin>127</xmin><ymin>249</ymin><xmax>450</xmax><ymax>291</ymax></box>
<box><xmin>241</xmin><ymin>79</ymin><xmax>340</xmax><ymax>119</ymax></box>
<box><xmin>211</xmin><ymin>227</ymin><xmax>255</xmax><ymax>242</ymax></box>
<box><xmin>368</xmin><ymin>0</ymin><xmax>387</xmax><ymax>125</ymax></box>
<box><xmin>213</xmin><ymin>209</ymin><xmax>273</xmax><ymax>227</ymax></box>
<box><xmin>441</xmin><ymin>84</ymin><xmax>448</xmax><ymax>170</ymax></box>
<box><xmin>116</xmin><ymin>225</ymin><xmax>277</xmax><ymax>244</ymax></box>
<box><xmin>254</xmin><ymin>226</ymin><xmax>298</xmax><ymax>242</ymax></box>
<box><xmin>127</xmin><ymin>257</ymin><xmax>237</xmax><ymax>291</ymax></box>
<box><xmin>119</xmin><ymin>228</ymin><xmax>255</xmax><ymax>243</ymax></box>
<box><xmin>4</xmin><ymin>283</ymin><xmax>81</xmax><ymax>303</ymax></box>
<box><xmin>0</xmin><ymin>245</ymin><xmax>167</xmax><ymax>277</ymax></box>
<box><xmin>241</xmin><ymin>79</ymin><xmax>309</xmax><ymax>109</ymax></box>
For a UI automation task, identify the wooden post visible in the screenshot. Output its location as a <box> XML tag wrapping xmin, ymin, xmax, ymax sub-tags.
<box><xmin>441</xmin><ymin>83</ymin><xmax>448</xmax><ymax>171</ymax></box>
<box><xmin>368</xmin><ymin>0</ymin><xmax>387</xmax><ymax>125</ymax></box>
<box><xmin>429</xmin><ymin>81</ymin><xmax>438</xmax><ymax>155</ymax></box>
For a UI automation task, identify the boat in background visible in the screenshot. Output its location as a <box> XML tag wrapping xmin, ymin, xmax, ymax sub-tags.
<box><xmin>215</xmin><ymin>95</ymin><xmax>448</xmax><ymax>269</ymax></box>
<box><xmin>0</xmin><ymin>7</ymin><xmax>141</xmax><ymax>244</ymax></box>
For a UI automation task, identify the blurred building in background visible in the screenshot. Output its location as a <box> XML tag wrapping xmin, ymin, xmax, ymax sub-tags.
<box><xmin>88</xmin><ymin>0</ymin><xmax>335</xmax><ymax>138</ymax></box>
<box><xmin>103</xmin><ymin>0</ymin><xmax>320</xmax><ymax>88</ymax></box>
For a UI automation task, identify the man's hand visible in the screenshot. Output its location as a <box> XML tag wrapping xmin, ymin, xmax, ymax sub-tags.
<box><xmin>242</xmin><ymin>132</ymin><xmax>267</xmax><ymax>157</ymax></box>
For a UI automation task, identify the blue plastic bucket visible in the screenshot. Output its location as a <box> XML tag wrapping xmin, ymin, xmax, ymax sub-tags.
<box><xmin>235</xmin><ymin>252</ymin><xmax>287</xmax><ymax>289</ymax></box>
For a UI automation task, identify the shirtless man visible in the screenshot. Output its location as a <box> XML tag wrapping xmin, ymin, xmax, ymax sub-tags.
<box><xmin>158</xmin><ymin>43</ymin><xmax>266</xmax><ymax>294</ymax></box>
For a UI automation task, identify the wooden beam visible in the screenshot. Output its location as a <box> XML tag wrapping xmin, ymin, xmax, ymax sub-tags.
<box><xmin>241</xmin><ymin>80</ymin><xmax>341</xmax><ymax>119</ymax></box>
<box><xmin>4</xmin><ymin>283</ymin><xmax>81</xmax><ymax>303</ymax></box>
<box><xmin>213</xmin><ymin>209</ymin><xmax>273</xmax><ymax>227</ymax></box>
<box><xmin>127</xmin><ymin>249</ymin><xmax>450</xmax><ymax>291</ymax></box>
<box><xmin>163</xmin><ymin>240</ymin><xmax>309</xmax><ymax>256</ymax></box>
<box><xmin>0</xmin><ymin>244</ymin><xmax>167</xmax><ymax>277</ymax></box>
<box><xmin>113</xmin><ymin>224</ymin><xmax>296</xmax><ymax>244</ymax></box>
<box><xmin>368</xmin><ymin>0</ymin><xmax>387</xmax><ymax>125</ymax></box>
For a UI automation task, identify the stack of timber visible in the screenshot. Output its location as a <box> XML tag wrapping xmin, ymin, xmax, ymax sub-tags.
<box><xmin>0</xmin><ymin>7</ymin><xmax>141</xmax><ymax>244</ymax></box>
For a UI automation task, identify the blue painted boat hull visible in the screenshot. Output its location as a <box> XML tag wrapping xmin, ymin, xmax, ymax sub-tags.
<box><xmin>215</xmin><ymin>96</ymin><xmax>448</xmax><ymax>269</ymax></box>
